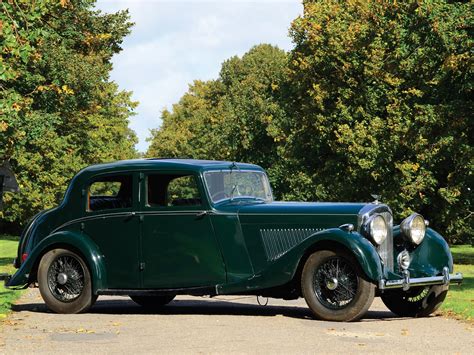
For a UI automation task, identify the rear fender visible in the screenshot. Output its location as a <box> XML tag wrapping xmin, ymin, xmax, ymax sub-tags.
<box><xmin>6</xmin><ymin>231</ymin><xmax>106</xmax><ymax>294</ymax></box>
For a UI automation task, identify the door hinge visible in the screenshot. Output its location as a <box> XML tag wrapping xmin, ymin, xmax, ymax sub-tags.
<box><xmin>139</xmin><ymin>262</ymin><xmax>145</xmax><ymax>271</ymax></box>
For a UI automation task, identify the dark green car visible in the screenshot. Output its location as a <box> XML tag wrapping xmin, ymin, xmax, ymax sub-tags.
<box><xmin>6</xmin><ymin>159</ymin><xmax>462</xmax><ymax>321</ymax></box>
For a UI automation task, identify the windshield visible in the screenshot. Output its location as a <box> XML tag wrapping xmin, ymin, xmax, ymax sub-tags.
<box><xmin>204</xmin><ymin>170</ymin><xmax>273</xmax><ymax>204</ymax></box>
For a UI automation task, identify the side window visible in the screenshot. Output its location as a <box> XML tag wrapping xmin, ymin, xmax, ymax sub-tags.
<box><xmin>147</xmin><ymin>174</ymin><xmax>201</xmax><ymax>207</ymax></box>
<box><xmin>88</xmin><ymin>175</ymin><xmax>132</xmax><ymax>211</ymax></box>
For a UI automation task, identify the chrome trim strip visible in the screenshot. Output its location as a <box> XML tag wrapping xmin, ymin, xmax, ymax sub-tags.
<box><xmin>378</xmin><ymin>270</ymin><xmax>463</xmax><ymax>290</ymax></box>
<box><xmin>52</xmin><ymin>210</ymin><xmax>207</xmax><ymax>233</ymax></box>
<box><xmin>240</xmin><ymin>213</ymin><xmax>356</xmax><ymax>216</ymax></box>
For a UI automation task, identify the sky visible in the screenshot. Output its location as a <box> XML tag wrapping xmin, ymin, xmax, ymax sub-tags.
<box><xmin>95</xmin><ymin>0</ymin><xmax>303</xmax><ymax>152</ymax></box>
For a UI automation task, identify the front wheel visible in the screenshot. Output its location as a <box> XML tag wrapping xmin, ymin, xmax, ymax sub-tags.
<box><xmin>381</xmin><ymin>285</ymin><xmax>448</xmax><ymax>317</ymax></box>
<box><xmin>301</xmin><ymin>249</ymin><xmax>375</xmax><ymax>322</ymax></box>
<box><xmin>38</xmin><ymin>248</ymin><xmax>96</xmax><ymax>314</ymax></box>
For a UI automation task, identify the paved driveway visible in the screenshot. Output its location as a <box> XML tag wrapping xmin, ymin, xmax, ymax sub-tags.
<box><xmin>1</xmin><ymin>289</ymin><xmax>473</xmax><ymax>354</ymax></box>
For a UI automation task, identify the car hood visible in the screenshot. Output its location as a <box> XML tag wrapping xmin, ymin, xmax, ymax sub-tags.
<box><xmin>235</xmin><ymin>201</ymin><xmax>368</xmax><ymax>216</ymax></box>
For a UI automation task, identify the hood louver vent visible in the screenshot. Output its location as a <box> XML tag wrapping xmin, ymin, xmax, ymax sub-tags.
<box><xmin>260</xmin><ymin>228</ymin><xmax>322</xmax><ymax>261</ymax></box>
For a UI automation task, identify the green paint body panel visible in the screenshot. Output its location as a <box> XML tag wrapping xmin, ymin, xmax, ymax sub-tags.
<box><xmin>8</xmin><ymin>231</ymin><xmax>107</xmax><ymax>293</ymax></box>
<box><xmin>388</xmin><ymin>226</ymin><xmax>454</xmax><ymax>280</ymax></box>
<box><xmin>7</xmin><ymin>159</ymin><xmax>455</xmax><ymax>297</ymax></box>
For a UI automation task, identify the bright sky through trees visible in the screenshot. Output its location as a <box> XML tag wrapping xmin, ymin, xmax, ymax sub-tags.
<box><xmin>95</xmin><ymin>0</ymin><xmax>302</xmax><ymax>152</ymax></box>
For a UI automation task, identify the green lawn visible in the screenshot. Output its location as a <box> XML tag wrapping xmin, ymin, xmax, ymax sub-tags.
<box><xmin>441</xmin><ymin>245</ymin><xmax>474</xmax><ymax>321</ymax></box>
<box><xmin>0</xmin><ymin>235</ymin><xmax>23</xmax><ymax>318</ymax></box>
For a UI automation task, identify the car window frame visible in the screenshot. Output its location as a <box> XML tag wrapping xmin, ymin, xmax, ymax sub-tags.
<box><xmin>85</xmin><ymin>172</ymin><xmax>138</xmax><ymax>215</ymax></box>
<box><xmin>202</xmin><ymin>168</ymin><xmax>274</xmax><ymax>205</ymax></box>
<box><xmin>141</xmin><ymin>170</ymin><xmax>207</xmax><ymax>211</ymax></box>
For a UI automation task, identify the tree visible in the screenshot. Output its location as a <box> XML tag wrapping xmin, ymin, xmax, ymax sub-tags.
<box><xmin>147</xmin><ymin>44</ymin><xmax>290</xmax><ymax>191</ymax></box>
<box><xmin>1</xmin><ymin>0</ymin><xmax>137</xmax><ymax>231</ymax></box>
<box><xmin>287</xmin><ymin>0</ymin><xmax>473</xmax><ymax>242</ymax></box>
<box><xmin>149</xmin><ymin>1</ymin><xmax>473</xmax><ymax>243</ymax></box>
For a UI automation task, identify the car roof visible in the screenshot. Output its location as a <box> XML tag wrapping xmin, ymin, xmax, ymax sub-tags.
<box><xmin>77</xmin><ymin>158</ymin><xmax>263</xmax><ymax>176</ymax></box>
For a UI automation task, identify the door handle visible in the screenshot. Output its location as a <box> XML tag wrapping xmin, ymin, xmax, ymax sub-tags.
<box><xmin>196</xmin><ymin>211</ymin><xmax>210</xmax><ymax>219</ymax></box>
<box><xmin>124</xmin><ymin>211</ymin><xmax>136</xmax><ymax>221</ymax></box>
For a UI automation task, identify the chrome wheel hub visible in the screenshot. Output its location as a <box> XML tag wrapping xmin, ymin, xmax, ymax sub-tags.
<box><xmin>326</xmin><ymin>277</ymin><xmax>338</xmax><ymax>290</ymax></box>
<box><xmin>57</xmin><ymin>273</ymin><xmax>68</xmax><ymax>285</ymax></box>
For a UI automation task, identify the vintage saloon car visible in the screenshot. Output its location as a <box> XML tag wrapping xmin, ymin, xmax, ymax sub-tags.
<box><xmin>6</xmin><ymin>159</ymin><xmax>462</xmax><ymax>321</ymax></box>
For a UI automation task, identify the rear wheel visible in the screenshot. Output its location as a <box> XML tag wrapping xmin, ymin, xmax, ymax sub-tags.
<box><xmin>381</xmin><ymin>285</ymin><xmax>448</xmax><ymax>317</ymax></box>
<box><xmin>301</xmin><ymin>249</ymin><xmax>375</xmax><ymax>322</ymax></box>
<box><xmin>130</xmin><ymin>295</ymin><xmax>175</xmax><ymax>308</ymax></box>
<box><xmin>38</xmin><ymin>248</ymin><xmax>96</xmax><ymax>314</ymax></box>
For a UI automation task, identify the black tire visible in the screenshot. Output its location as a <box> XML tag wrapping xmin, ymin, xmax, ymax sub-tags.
<box><xmin>301</xmin><ymin>249</ymin><xmax>375</xmax><ymax>322</ymax></box>
<box><xmin>38</xmin><ymin>248</ymin><xmax>96</xmax><ymax>314</ymax></box>
<box><xmin>130</xmin><ymin>295</ymin><xmax>175</xmax><ymax>308</ymax></box>
<box><xmin>381</xmin><ymin>285</ymin><xmax>448</xmax><ymax>317</ymax></box>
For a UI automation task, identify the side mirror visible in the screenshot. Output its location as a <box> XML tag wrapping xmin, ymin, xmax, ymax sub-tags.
<box><xmin>0</xmin><ymin>161</ymin><xmax>20</xmax><ymax>210</ymax></box>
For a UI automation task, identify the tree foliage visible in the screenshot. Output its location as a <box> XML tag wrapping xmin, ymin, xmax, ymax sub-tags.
<box><xmin>147</xmin><ymin>1</ymin><xmax>472</xmax><ymax>243</ymax></box>
<box><xmin>1</xmin><ymin>0</ymin><xmax>137</xmax><ymax>230</ymax></box>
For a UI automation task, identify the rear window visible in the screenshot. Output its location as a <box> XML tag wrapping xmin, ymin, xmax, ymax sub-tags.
<box><xmin>88</xmin><ymin>175</ymin><xmax>132</xmax><ymax>211</ymax></box>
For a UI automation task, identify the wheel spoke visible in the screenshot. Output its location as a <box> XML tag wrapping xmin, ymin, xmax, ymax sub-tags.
<box><xmin>47</xmin><ymin>254</ymin><xmax>85</xmax><ymax>302</ymax></box>
<box><xmin>313</xmin><ymin>256</ymin><xmax>359</xmax><ymax>310</ymax></box>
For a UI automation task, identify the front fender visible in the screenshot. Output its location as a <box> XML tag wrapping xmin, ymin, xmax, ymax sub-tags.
<box><xmin>280</xmin><ymin>228</ymin><xmax>382</xmax><ymax>282</ymax></box>
<box><xmin>218</xmin><ymin>228</ymin><xmax>382</xmax><ymax>294</ymax></box>
<box><xmin>393</xmin><ymin>226</ymin><xmax>454</xmax><ymax>278</ymax></box>
<box><xmin>6</xmin><ymin>231</ymin><xmax>107</xmax><ymax>294</ymax></box>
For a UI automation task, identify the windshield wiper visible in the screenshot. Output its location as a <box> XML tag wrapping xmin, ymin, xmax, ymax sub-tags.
<box><xmin>229</xmin><ymin>162</ymin><xmax>241</xmax><ymax>201</ymax></box>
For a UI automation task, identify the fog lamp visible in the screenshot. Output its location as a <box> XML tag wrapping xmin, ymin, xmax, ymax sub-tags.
<box><xmin>397</xmin><ymin>250</ymin><xmax>411</xmax><ymax>271</ymax></box>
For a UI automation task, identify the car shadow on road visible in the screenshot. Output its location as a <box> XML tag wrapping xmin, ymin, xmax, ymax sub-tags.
<box><xmin>12</xmin><ymin>297</ymin><xmax>402</xmax><ymax>322</ymax></box>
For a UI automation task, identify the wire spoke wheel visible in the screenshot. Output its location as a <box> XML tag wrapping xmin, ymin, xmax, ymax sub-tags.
<box><xmin>39</xmin><ymin>248</ymin><xmax>95</xmax><ymax>313</ymax></box>
<box><xmin>301</xmin><ymin>249</ymin><xmax>374</xmax><ymax>321</ymax></box>
<box><xmin>313</xmin><ymin>256</ymin><xmax>358</xmax><ymax>310</ymax></box>
<box><xmin>47</xmin><ymin>255</ymin><xmax>85</xmax><ymax>302</ymax></box>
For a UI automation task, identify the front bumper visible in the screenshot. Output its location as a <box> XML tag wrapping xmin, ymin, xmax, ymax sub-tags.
<box><xmin>379</xmin><ymin>267</ymin><xmax>463</xmax><ymax>291</ymax></box>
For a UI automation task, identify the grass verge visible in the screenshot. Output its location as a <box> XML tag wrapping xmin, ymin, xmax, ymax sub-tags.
<box><xmin>440</xmin><ymin>245</ymin><xmax>474</xmax><ymax>321</ymax></box>
<box><xmin>0</xmin><ymin>235</ymin><xmax>23</xmax><ymax>319</ymax></box>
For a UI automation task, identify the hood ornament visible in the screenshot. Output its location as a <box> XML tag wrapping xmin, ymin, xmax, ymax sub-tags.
<box><xmin>371</xmin><ymin>194</ymin><xmax>381</xmax><ymax>205</ymax></box>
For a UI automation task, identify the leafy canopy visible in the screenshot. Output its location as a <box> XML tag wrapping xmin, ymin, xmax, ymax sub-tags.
<box><xmin>1</xmin><ymin>0</ymin><xmax>138</xmax><ymax>230</ymax></box>
<box><xmin>147</xmin><ymin>1</ymin><xmax>473</xmax><ymax>243</ymax></box>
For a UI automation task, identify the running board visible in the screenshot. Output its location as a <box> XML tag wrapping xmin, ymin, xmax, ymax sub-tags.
<box><xmin>97</xmin><ymin>286</ymin><xmax>217</xmax><ymax>297</ymax></box>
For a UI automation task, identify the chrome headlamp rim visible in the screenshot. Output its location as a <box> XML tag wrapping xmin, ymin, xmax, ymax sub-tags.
<box><xmin>400</xmin><ymin>213</ymin><xmax>426</xmax><ymax>245</ymax></box>
<box><xmin>364</xmin><ymin>214</ymin><xmax>388</xmax><ymax>245</ymax></box>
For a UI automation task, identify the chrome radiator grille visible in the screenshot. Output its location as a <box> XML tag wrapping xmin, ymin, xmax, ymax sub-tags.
<box><xmin>378</xmin><ymin>211</ymin><xmax>394</xmax><ymax>272</ymax></box>
<box><xmin>260</xmin><ymin>228</ymin><xmax>322</xmax><ymax>261</ymax></box>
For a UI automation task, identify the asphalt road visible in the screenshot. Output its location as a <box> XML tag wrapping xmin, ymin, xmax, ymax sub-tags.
<box><xmin>1</xmin><ymin>288</ymin><xmax>473</xmax><ymax>354</ymax></box>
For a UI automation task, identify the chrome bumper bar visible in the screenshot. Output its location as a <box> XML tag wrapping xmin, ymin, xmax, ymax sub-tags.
<box><xmin>379</xmin><ymin>267</ymin><xmax>463</xmax><ymax>291</ymax></box>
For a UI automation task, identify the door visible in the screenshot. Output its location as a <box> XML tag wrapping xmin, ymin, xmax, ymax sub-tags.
<box><xmin>141</xmin><ymin>172</ymin><xmax>226</xmax><ymax>288</ymax></box>
<box><xmin>83</xmin><ymin>173</ymin><xmax>140</xmax><ymax>289</ymax></box>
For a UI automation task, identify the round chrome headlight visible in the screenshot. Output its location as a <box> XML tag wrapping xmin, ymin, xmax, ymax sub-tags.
<box><xmin>365</xmin><ymin>214</ymin><xmax>388</xmax><ymax>245</ymax></box>
<box><xmin>400</xmin><ymin>213</ymin><xmax>426</xmax><ymax>245</ymax></box>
